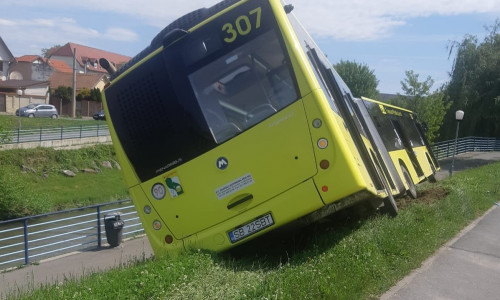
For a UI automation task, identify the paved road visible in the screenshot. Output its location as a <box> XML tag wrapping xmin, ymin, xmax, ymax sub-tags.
<box><xmin>435</xmin><ymin>151</ymin><xmax>500</xmax><ymax>180</ymax></box>
<box><xmin>1</xmin><ymin>152</ymin><xmax>499</xmax><ymax>299</ymax></box>
<box><xmin>0</xmin><ymin>237</ymin><xmax>153</xmax><ymax>299</ymax></box>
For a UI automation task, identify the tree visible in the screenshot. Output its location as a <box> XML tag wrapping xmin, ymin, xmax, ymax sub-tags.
<box><xmin>389</xmin><ymin>71</ymin><xmax>450</xmax><ymax>143</ymax></box>
<box><xmin>442</xmin><ymin>19</ymin><xmax>500</xmax><ymax>140</ymax></box>
<box><xmin>398</xmin><ymin>70</ymin><xmax>434</xmax><ymax>111</ymax></box>
<box><xmin>77</xmin><ymin>88</ymin><xmax>102</xmax><ymax>102</ymax></box>
<box><xmin>41</xmin><ymin>45</ymin><xmax>62</xmax><ymax>58</ymax></box>
<box><xmin>77</xmin><ymin>88</ymin><xmax>91</xmax><ymax>101</ymax></box>
<box><xmin>334</xmin><ymin>60</ymin><xmax>379</xmax><ymax>99</ymax></box>
<box><xmin>52</xmin><ymin>86</ymin><xmax>72</xmax><ymax>102</ymax></box>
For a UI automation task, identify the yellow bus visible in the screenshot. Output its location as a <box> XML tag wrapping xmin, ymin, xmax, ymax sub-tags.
<box><xmin>100</xmin><ymin>0</ymin><xmax>437</xmax><ymax>255</ymax></box>
<box><xmin>357</xmin><ymin>97</ymin><xmax>440</xmax><ymax>199</ymax></box>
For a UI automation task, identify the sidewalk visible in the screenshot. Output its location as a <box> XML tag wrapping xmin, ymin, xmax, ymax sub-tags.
<box><xmin>381</xmin><ymin>151</ymin><xmax>500</xmax><ymax>299</ymax></box>
<box><xmin>381</xmin><ymin>205</ymin><xmax>500</xmax><ymax>299</ymax></box>
<box><xmin>0</xmin><ymin>236</ymin><xmax>153</xmax><ymax>299</ymax></box>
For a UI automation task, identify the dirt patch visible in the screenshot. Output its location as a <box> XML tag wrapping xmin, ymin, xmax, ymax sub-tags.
<box><xmin>397</xmin><ymin>185</ymin><xmax>450</xmax><ymax>209</ymax></box>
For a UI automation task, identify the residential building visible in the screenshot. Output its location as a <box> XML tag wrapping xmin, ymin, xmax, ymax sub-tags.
<box><xmin>47</xmin><ymin>42</ymin><xmax>131</xmax><ymax>75</ymax></box>
<box><xmin>0</xmin><ymin>80</ymin><xmax>50</xmax><ymax>114</ymax></box>
<box><xmin>0</xmin><ymin>37</ymin><xmax>16</xmax><ymax>81</ymax></box>
<box><xmin>49</xmin><ymin>72</ymin><xmax>106</xmax><ymax>117</ymax></box>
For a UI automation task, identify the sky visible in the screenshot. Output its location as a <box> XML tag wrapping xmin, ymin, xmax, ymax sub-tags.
<box><xmin>1</xmin><ymin>0</ymin><xmax>499</xmax><ymax>93</ymax></box>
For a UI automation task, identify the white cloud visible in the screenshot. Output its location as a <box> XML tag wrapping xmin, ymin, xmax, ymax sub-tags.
<box><xmin>2</xmin><ymin>0</ymin><xmax>499</xmax><ymax>57</ymax></box>
<box><xmin>288</xmin><ymin>0</ymin><xmax>500</xmax><ymax>40</ymax></box>
<box><xmin>0</xmin><ymin>19</ymin><xmax>16</xmax><ymax>26</ymax></box>
<box><xmin>103</xmin><ymin>28</ymin><xmax>139</xmax><ymax>42</ymax></box>
<box><xmin>58</xmin><ymin>0</ymin><xmax>499</xmax><ymax>40</ymax></box>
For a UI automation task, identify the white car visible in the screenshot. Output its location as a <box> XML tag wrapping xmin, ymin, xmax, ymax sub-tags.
<box><xmin>16</xmin><ymin>104</ymin><xmax>59</xmax><ymax>118</ymax></box>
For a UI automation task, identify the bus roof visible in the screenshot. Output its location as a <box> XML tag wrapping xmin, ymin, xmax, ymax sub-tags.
<box><xmin>361</xmin><ymin>96</ymin><xmax>414</xmax><ymax>114</ymax></box>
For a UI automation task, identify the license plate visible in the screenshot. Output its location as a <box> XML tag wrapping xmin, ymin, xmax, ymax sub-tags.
<box><xmin>228</xmin><ymin>213</ymin><xmax>274</xmax><ymax>243</ymax></box>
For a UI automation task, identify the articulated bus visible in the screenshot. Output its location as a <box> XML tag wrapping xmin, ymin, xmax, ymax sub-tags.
<box><xmin>357</xmin><ymin>97</ymin><xmax>440</xmax><ymax>198</ymax></box>
<box><xmin>100</xmin><ymin>0</ymin><xmax>438</xmax><ymax>255</ymax></box>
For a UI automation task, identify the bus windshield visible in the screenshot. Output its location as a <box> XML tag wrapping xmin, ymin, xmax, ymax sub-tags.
<box><xmin>189</xmin><ymin>29</ymin><xmax>298</xmax><ymax>143</ymax></box>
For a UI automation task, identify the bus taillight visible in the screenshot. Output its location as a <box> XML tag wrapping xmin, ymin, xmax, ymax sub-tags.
<box><xmin>320</xmin><ymin>160</ymin><xmax>330</xmax><ymax>169</ymax></box>
<box><xmin>165</xmin><ymin>235</ymin><xmax>173</xmax><ymax>244</ymax></box>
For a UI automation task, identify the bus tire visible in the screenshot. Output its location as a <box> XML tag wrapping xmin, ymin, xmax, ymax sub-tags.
<box><xmin>401</xmin><ymin>165</ymin><xmax>417</xmax><ymax>199</ymax></box>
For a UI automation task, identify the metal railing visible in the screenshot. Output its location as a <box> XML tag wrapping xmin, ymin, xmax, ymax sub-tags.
<box><xmin>0</xmin><ymin>199</ymin><xmax>143</xmax><ymax>270</ymax></box>
<box><xmin>432</xmin><ymin>136</ymin><xmax>500</xmax><ymax>160</ymax></box>
<box><xmin>0</xmin><ymin>125</ymin><xmax>110</xmax><ymax>144</ymax></box>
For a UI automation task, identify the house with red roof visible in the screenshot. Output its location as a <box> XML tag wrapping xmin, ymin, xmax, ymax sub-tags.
<box><xmin>0</xmin><ymin>39</ymin><xmax>130</xmax><ymax>115</ymax></box>
<box><xmin>48</xmin><ymin>72</ymin><xmax>107</xmax><ymax>117</ymax></box>
<box><xmin>9</xmin><ymin>55</ymin><xmax>72</xmax><ymax>82</ymax></box>
<box><xmin>48</xmin><ymin>42</ymin><xmax>131</xmax><ymax>75</ymax></box>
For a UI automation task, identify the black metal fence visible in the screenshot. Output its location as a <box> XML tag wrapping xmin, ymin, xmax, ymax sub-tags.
<box><xmin>0</xmin><ymin>125</ymin><xmax>110</xmax><ymax>144</ymax></box>
<box><xmin>432</xmin><ymin>136</ymin><xmax>500</xmax><ymax>160</ymax></box>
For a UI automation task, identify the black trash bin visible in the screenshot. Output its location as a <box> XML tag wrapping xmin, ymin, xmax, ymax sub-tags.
<box><xmin>104</xmin><ymin>212</ymin><xmax>124</xmax><ymax>247</ymax></box>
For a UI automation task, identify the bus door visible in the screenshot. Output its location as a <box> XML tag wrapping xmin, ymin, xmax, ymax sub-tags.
<box><xmin>390</xmin><ymin>119</ymin><xmax>424</xmax><ymax>177</ymax></box>
<box><xmin>414</xmin><ymin>121</ymin><xmax>440</xmax><ymax>170</ymax></box>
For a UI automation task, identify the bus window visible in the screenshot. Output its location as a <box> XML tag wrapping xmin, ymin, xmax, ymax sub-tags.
<box><xmin>188</xmin><ymin>30</ymin><xmax>298</xmax><ymax>142</ymax></box>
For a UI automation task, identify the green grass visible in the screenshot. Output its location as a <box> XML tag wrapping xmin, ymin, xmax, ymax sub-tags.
<box><xmin>0</xmin><ymin>145</ymin><xmax>128</xmax><ymax>219</ymax></box>
<box><xmin>0</xmin><ymin>114</ymin><xmax>106</xmax><ymax>130</ymax></box>
<box><xmin>26</xmin><ymin>168</ymin><xmax>129</xmax><ymax>210</ymax></box>
<box><xmin>7</xmin><ymin>162</ymin><xmax>500</xmax><ymax>300</ymax></box>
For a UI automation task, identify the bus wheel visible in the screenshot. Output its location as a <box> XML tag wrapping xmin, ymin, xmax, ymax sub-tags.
<box><xmin>401</xmin><ymin>166</ymin><xmax>417</xmax><ymax>199</ymax></box>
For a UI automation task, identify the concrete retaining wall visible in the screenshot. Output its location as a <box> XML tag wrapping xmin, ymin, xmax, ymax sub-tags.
<box><xmin>0</xmin><ymin>136</ymin><xmax>112</xmax><ymax>151</ymax></box>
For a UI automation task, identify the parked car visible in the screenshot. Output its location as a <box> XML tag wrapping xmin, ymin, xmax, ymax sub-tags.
<box><xmin>16</xmin><ymin>104</ymin><xmax>58</xmax><ymax>118</ymax></box>
<box><xmin>93</xmin><ymin>110</ymin><xmax>106</xmax><ymax>120</ymax></box>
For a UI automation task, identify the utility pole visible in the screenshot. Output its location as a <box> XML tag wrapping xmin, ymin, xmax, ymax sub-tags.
<box><xmin>71</xmin><ymin>48</ymin><xmax>77</xmax><ymax>118</ymax></box>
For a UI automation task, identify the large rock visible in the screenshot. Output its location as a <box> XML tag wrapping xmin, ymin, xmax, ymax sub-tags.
<box><xmin>61</xmin><ymin>170</ymin><xmax>76</xmax><ymax>177</ymax></box>
<box><xmin>112</xmin><ymin>160</ymin><xmax>121</xmax><ymax>170</ymax></box>
<box><xmin>101</xmin><ymin>161</ymin><xmax>113</xmax><ymax>169</ymax></box>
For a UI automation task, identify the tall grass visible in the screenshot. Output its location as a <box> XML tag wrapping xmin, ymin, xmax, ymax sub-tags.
<box><xmin>8</xmin><ymin>162</ymin><xmax>500</xmax><ymax>299</ymax></box>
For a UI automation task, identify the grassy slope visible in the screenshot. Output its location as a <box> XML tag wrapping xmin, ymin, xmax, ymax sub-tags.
<box><xmin>0</xmin><ymin>145</ymin><xmax>128</xmax><ymax>219</ymax></box>
<box><xmin>9</xmin><ymin>162</ymin><xmax>500</xmax><ymax>299</ymax></box>
<box><xmin>0</xmin><ymin>115</ymin><xmax>107</xmax><ymax>130</ymax></box>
